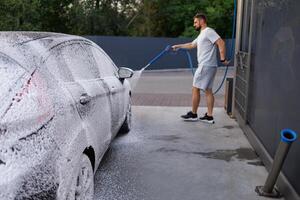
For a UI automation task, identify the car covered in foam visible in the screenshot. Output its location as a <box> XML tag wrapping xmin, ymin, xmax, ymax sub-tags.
<box><xmin>0</xmin><ymin>32</ymin><xmax>133</xmax><ymax>199</ymax></box>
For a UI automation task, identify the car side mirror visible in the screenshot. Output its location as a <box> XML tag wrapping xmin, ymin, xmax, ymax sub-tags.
<box><xmin>118</xmin><ymin>67</ymin><xmax>134</xmax><ymax>79</ymax></box>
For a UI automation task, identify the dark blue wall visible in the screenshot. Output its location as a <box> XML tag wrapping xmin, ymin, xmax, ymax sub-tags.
<box><xmin>85</xmin><ymin>35</ymin><xmax>234</xmax><ymax>70</ymax></box>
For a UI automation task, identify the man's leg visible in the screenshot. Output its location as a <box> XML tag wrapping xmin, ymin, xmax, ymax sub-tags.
<box><xmin>192</xmin><ymin>86</ymin><xmax>200</xmax><ymax>114</ymax></box>
<box><xmin>181</xmin><ymin>86</ymin><xmax>200</xmax><ymax>120</ymax></box>
<box><xmin>205</xmin><ymin>88</ymin><xmax>214</xmax><ymax>116</ymax></box>
<box><xmin>199</xmin><ymin>89</ymin><xmax>215</xmax><ymax>123</ymax></box>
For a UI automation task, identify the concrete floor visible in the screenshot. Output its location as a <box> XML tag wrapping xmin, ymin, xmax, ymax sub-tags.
<box><xmin>94</xmin><ymin>106</ymin><xmax>282</xmax><ymax>200</ymax></box>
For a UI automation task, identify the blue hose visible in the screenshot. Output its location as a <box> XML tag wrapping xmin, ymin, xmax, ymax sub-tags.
<box><xmin>141</xmin><ymin>45</ymin><xmax>171</xmax><ymax>71</ymax></box>
<box><xmin>142</xmin><ymin>46</ymin><xmax>195</xmax><ymax>74</ymax></box>
<box><xmin>185</xmin><ymin>50</ymin><xmax>195</xmax><ymax>75</ymax></box>
<box><xmin>172</xmin><ymin>48</ymin><xmax>194</xmax><ymax>74</ymax></box>
<box><xmin>212</xmin><ymin>0</ymin><xmax>237</xmax><ymax>94</ymax></box>
<box><xmin>281</xmin><ymin>129</ymin><xmax>298</xmax><ymax>144</ymax></box>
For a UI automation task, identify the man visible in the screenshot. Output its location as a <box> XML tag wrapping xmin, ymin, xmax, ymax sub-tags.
<box><xmin>172</xmin><ymin>13</ymin><xmax>229</xmax><ymax>124</ymax></box>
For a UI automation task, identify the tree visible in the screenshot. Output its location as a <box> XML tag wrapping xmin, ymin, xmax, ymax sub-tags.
<box><xmin>39</xmin><ymin>0</ymin><xmax>72</xmax><ymax>33</ymax></box>
<box><xmin>0</xmin><ymin>0</ymin><xmax>41</xmax><ymax>31</ymax></box>
<box><xmin>204</xmin><ymin>0</ymin><xmax>234</xmax><ymax>38</ymax></box>
<box><xmin>128</xmin><ymin>0</ymin><xmax>234</xmax><ymax>38</ymax></box>
<box><xmin>0</xmin><ymin>0</ymin><xmax>234</xmax><ymax>38</ymax></box>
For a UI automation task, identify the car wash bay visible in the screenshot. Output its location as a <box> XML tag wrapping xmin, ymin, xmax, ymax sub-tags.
<box><xmin>93</xmin><ymin>70</ymin><xmax>283</xmax><ymax>200</ymax></box>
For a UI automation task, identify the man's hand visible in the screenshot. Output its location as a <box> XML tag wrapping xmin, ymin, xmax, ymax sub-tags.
<box><xmin>172</xmin><ymin>45</ymin><xmax>180</xmax><ymax>51</ymax></box>
<box><xmin>221</xmin><ymin>59</ymin><xmax>230</xmax><ymax>66</ymax></box>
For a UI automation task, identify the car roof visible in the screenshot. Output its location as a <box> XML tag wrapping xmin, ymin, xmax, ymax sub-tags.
<box><xmin>0</xmin><ymin>31</ymin><xmax>90</xmax><ymax>46</ymax></box>
<box><xmin>0</xmin><ymin>32</ymin><xmax>94</xmax><ymax>72</ymax></box>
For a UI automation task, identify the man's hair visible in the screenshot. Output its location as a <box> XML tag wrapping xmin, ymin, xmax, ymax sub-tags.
<box><xmin>194</xmin><ymin>13</ymin><xmax>207</xmax><ymax>22</ymax></box>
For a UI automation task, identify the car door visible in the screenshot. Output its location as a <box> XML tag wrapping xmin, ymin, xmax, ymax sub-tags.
<box><xmin>45</xmin><ymin>42</ymin><xmax>112</xmax><ymax>157</ymax></box>
<box><xmin>87</xmin><ymin>45</ymin><xmax>126</xmax><ymax>136</ymax></box>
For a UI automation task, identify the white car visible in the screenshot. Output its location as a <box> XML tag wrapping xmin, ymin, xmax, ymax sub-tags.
<box><xmin>0</xmin><ymin>32</ymin><xmax>133</xmax><ymax>199</ymax></box>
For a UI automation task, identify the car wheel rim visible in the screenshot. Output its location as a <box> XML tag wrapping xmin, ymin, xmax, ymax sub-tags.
<box><xmin>74</xmin><ymin>155</ymin><xmax>94</xmax><ymax>200</ymax></box>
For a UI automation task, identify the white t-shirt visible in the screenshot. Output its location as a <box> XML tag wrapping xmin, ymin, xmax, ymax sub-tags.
<box><xmin>192</xmin><ymin>27</ymin><xmax>220</xmax><ymax>68</ymax></box>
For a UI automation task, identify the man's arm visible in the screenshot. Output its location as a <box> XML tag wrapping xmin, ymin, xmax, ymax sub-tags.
<box><xmin>172</xmin><ymin>42</ymin><xmax>196</xmax><ymax>51</ymax></box>
<box><xmin>215</xmin><ymin>38</ymin><xmax>229</xmax><ymax>65</ymax></box>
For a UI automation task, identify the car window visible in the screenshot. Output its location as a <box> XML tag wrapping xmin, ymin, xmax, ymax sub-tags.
<box><xmin>44</xmin><ymin>49</ymin><xmax>74</xmax><ymax>82</ymax></box>
<box><xmin>48</xmin><ymin>43</ymin><xmax>100</xmax><ymax>80</ymax></box>
<box><xmin>88</xmin><ymin>45</ymin><xmax>117</xmax><ymax>77</ymax></box>
<box><xmin>63</xmin><ymin>43</ymin><xmax>101</xmax><ymax>80</ymax></box>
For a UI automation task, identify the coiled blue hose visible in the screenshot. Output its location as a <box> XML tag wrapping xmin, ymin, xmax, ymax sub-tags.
<box><xmin>212</xmin><ymin>0</ymin><xmax>237</xmax><ymax>94</ymax></box>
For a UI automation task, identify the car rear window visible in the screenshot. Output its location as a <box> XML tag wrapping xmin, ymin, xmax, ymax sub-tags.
<box><xmin>0</xmin><ymin>54</ymin><xmax>27</xmax><ymax>96</ymax></box>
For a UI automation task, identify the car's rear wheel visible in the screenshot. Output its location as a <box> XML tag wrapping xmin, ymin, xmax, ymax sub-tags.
<box><xmin>118</xmin><ymin>99</ymin><xmax>132</xmax><ymax>134</ymax></box>
<box><xmin>68</xmin><ymin>154</ymin><xmax>94</xmax><ymax>200</ymax></box>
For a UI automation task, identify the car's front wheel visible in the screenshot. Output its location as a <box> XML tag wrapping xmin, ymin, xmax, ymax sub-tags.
<box><xmin>68</xmin><ymin>154</ymin><xmax>94</xmax><ymax>200</ymax></box>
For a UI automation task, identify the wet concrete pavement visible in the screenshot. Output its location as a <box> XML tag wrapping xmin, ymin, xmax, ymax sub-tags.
<box><xmin>94</xmin><ymin>106</ymin><xmax>281</xmax><ymax>200</ymax></box>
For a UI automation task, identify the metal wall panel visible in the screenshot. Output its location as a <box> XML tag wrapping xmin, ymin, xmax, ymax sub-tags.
<box><xmin>235</xmin><ymin>0</ymin><xmax>254</xmax><ymax>121</ymax></box>
<box><xmin>242</xmin><ymin>0</ymin><xmax>300</xmax><ymax>195</ymax></box>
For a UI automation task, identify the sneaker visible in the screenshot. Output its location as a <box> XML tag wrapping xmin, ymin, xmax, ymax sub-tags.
<box><xmin>181</xmin><ymin>111</ymin><xmax>198</xmax><ymax>121</ymax></box>
<box><xmin>199</xmin><ymin>113</ymin><xmax>215</xmax><ymax>124</ymax></box>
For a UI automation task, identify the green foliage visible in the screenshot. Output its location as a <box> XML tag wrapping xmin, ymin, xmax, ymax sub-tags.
<box><xmin>204</xmin><ymin>0</ymin><xmax>234</xmax><ymax>38</ymax></box>
<box><xmin>0</xmin><ymin>0</ymin><xmax>41</xmax><ymax>31</ymax></box>
<box><xmin>0</xmin><ymin>0</ymin><xmax>234</xmax><ymax>38</ymax></box>
<box><xmin>130</xmin><ymin>0</ymin><xmax>234</xmax><ymax>38</ymax></box>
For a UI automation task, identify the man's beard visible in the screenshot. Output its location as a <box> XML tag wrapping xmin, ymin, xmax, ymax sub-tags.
<box><xmin>195</xmin><ymin>26</ymin><xmax>201</xmax><ymax>31</ymax></box>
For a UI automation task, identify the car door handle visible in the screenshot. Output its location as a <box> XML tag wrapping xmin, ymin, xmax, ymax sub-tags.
<box><xmin>79</xmin><ymin>94</ymin><xmax>91</xmax><ymax>105</ymax></box>
<box><xmin>110</xmin><ymin>86</ymin><xmax>117</xmax><ymax>94</ymax></box>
